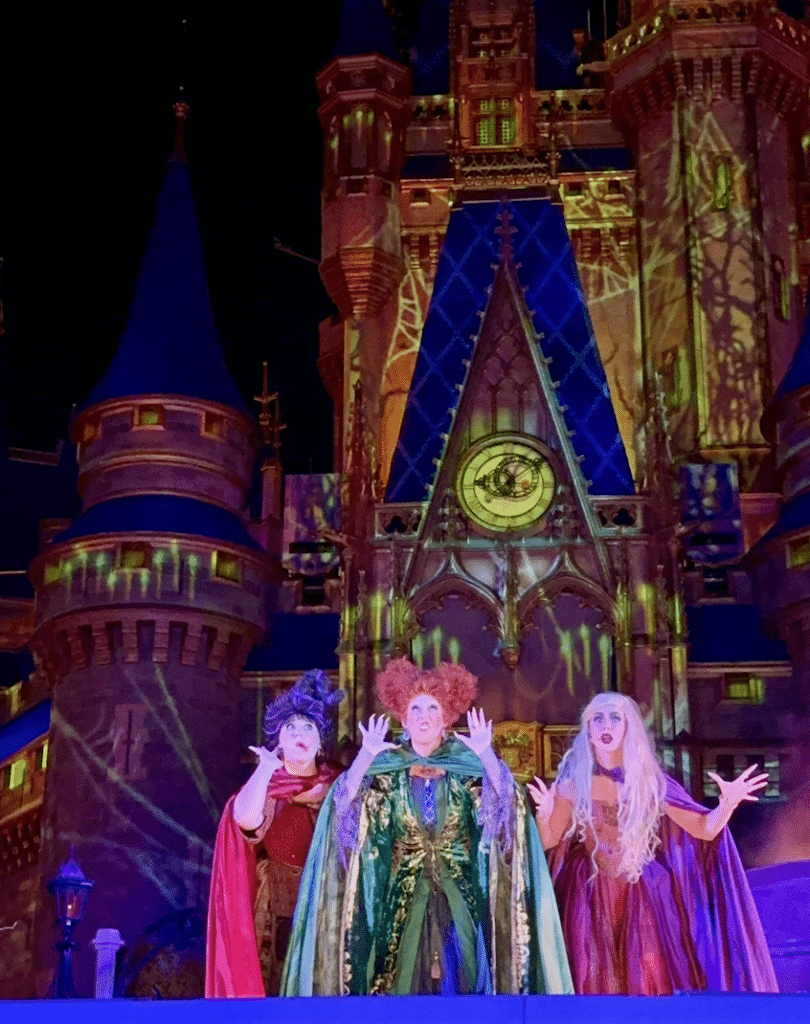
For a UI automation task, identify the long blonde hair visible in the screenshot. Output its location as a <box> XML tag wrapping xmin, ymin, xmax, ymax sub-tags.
<box><xmin>557</xmin><ymin>692</ymin><xmax>667</xmax><ymax>883</ymax></box>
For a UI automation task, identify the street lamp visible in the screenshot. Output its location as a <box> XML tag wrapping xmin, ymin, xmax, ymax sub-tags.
<box><xmin>47</xmin><ymin>847</ymin><xmax>94</xmax><ymax>998</ymax></box>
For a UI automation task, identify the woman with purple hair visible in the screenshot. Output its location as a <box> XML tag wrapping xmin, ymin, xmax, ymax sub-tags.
<box><xmin>206</xmin><ymin>670</ymin><xmax>343</xmax><ymax>997</ymax></box>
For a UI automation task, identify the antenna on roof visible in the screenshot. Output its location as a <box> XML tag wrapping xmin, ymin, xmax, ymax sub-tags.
<box><xmin>172</xmin><ymin>19</ymin><xmax>190</xmax><ymax>162</ymax></box>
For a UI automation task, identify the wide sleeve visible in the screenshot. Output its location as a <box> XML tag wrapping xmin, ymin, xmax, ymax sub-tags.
<box><xmin>660</xmin><ymin>776</ymin><xmax>778</xmax><ymax>992</ymax></box>
<box><xmin>484</xmin><ymin>775</ymin><xmax>574</xmax><ymax>994</ymax></box>
<box><xmin>238</xmin><ymin>787</ymin><xmax>277</xmax><ymax>845</ymax></box>
<box><xmin>479</xmin><ymin>756</ymin><xmax>515</xmax><ymax>852</ymax></box>
<box><xmin>204</xmin><ymin>795</ymin><xmax>265</xmax><ymax>998</ymax></box>
<box><xmin>280</xmin><ymin>771</ymin><xmax>397</xmax><ymax>996</ymax></box>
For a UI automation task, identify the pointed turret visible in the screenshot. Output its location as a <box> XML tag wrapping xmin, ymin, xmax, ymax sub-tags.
<box><xmin>70</xmin><ymin>103</ymin><xmax>254</xmax><ymax>515</ymax></box>
<box><xmin>85</xmin><ymin>104</ymin><xmax>246</xmax><ymax>414</ymax></box>
<box><xmin>28</xmin><ymin>105</ymin><xmax>271</xmax><ymax>996</ymax></box>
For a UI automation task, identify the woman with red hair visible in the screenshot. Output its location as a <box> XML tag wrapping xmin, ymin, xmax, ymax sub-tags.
<box><xmin>281</xmin><ymin>659</ymin><xmax>572</xmax><ymax>996</ymax></box>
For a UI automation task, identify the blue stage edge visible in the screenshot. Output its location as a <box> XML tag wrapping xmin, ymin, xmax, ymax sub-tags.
<box><xmin>3</xmin><ymin>995</ymin><xmax>810</xmax><ymax>1024</ymax></box>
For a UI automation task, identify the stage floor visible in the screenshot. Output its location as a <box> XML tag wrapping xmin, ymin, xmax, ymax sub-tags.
<box><xmin>3</xmin><ymin>994</ymin><xmax>810</xmax><ymax>1023</ymax></box>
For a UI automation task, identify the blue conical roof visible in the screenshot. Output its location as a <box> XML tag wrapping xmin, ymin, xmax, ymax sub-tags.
<box><xmin>84</xmin><ymin>155</ymin><xmax>247</xmax><ymax>413</ymax></box>
<box><xmin>333</xmin><ymin>0</ymin><xmax>400</xmax><ymax>61</ymax></box>
<box><xmin>772</xmin><ymin>291</ymin><xmax>810</xmax><ymax>404</ymax></box>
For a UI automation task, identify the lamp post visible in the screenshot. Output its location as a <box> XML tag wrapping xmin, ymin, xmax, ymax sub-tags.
<box><xmin>47</xmin><ymin>847</ymin><xmax>94</xmax><ymax>998</ymax></box>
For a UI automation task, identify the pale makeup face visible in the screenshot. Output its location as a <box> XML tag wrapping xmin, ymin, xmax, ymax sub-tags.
<box><xmin>587</xmin><ymin>706</ymin><xmax>626</xmax><ymax>757</ymax></box>
<box><xmin>277</xmin><ymin>714</ymin><xmax>320</xmax><ymax>764</ymax></box>
<box><xmin>405</xmin><ymin>694</ymin><xmax>445</xmax><ymax>751</ymax></box>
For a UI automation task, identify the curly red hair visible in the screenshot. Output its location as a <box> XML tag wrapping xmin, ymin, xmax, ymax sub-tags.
<box><xmin>375</xmin><ymin>658</ymin><xmax>478</xmax><ymax>724</ymax></box>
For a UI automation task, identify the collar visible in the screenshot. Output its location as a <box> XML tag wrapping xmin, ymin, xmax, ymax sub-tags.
<box><xmin>593</xmin><ymin>761</ymin><xmax>625</xmax><ymax>784</ymax></box>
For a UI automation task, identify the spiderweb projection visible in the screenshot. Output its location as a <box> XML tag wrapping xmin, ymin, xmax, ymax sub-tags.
<box><xmin>379</xmin><ymin>256</ymin><xmax>434</xmax><ymax>485</ymax></box>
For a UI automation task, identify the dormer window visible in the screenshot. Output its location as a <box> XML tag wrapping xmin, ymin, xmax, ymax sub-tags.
<box><xmin>82</xmin><ymin>416</ymin><xmax>100</xmax><ymax>445</ymax></box>
<box><xmin>4</xmin><ymin>758</ymin><xmax>26</xmax><ymax>790</ymax></box>
<box><xmin>203</xmin><ymin>411</ymin><xmax>226</xmax><ymax>438</ymax></box>
<box><xmin>212</xmin><ymin>550</ymin><xmax>242</xmax><ymax>583</ymax></box>
<box><xmin>135</xmin><ymin>405</ymin><xmax>165</xmax><ymax>428</ymax></box>
<box><xmin>787</xmin><ymin>536</ymin><xmax>810</xmax><ymax>568</ymax></box>
<box><xmin>723</xmin><ymin>674</ymin><xmax>765</xmax><ymax>703</ymax></box>
<box><xmin>118</xmin><ymin>542</ymin><xmax>151</xmax><ymax>570</ymax></box>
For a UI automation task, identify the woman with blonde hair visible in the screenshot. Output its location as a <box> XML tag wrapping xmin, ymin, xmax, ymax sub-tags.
<box><xmin>529</xmin><ymin>691</ymin><xmax>778</xmax><ymax>995</ymax></box>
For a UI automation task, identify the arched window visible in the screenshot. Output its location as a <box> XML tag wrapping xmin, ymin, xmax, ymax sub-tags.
<box><xmin>328</xmin><ymin>117</ymin><xmax>339</xmax><ymax>177</ymax></box>
<box><xmin>349</xmin><ymin>106</ymin><xmax>368</xmax><ymax>169</ymax></box>
<box><xmin>378</xmin><ymin>112</ymin><xmax>392</xmax><ymax>172</ymax></box>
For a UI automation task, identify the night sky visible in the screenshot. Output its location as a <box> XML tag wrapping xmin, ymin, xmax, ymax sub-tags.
<box><xmin>0</xmin><ymin>4</ymin><xmax>344</xmax><ymax>473</ymax></box>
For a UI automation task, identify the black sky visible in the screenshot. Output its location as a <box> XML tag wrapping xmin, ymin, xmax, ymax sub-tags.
<box><xmin>0</xmin><ymin>4</ymin><xmax>344</xmax><ymax>472</ymax></box>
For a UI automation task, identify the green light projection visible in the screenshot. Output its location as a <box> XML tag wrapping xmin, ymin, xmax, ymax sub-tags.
<box><xmin>412</xmin><ymin>593</ymin><xmax>614</xmax><ymax>726</ymax></box>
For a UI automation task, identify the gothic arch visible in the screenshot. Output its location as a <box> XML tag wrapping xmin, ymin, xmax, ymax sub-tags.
<box><xmin>410</xmin><ymin>574</ymin><xmax>500</xmax><ymax>630</ymax></box>
<box><xmin>518</xmin><ymin>572</ymin><xmax>616</xmax><ymax>636</ymax></box>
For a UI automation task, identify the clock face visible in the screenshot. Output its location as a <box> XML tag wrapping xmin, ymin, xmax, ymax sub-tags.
<box><xmin>457</xmin><ymin>435</ymin><xmax>557</xmax><ymax>533</ymax></box>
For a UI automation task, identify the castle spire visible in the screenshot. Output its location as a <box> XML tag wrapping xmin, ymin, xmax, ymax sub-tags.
<box><xmin>171</xmin><ymin>91</ymin><xmax>189</xmax><ymax>164</ymax></box>
<box><xmin>83</xmin><ymin>103</ymin><xmax>246</xmax><ymax>413</ymax></box>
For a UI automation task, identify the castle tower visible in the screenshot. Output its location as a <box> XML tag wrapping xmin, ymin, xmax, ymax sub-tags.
<box><xmin>316</xmin><ymin>2</ymin><xmax>412</xmax><ymax>475</ymax></box>
<box><xmin>608</xmin><ymin>1</ymin><xmax>810</xmax><ymax>485</ymax></box>
<box><xmin>27</xmin><ymin>105</ymin><xmax>271</xmax><ymax>996</ymax></box>
<box><xmin>451</xmin><ymin>0</ymin><xmax>535</xmax><ymax>152</ymax></box>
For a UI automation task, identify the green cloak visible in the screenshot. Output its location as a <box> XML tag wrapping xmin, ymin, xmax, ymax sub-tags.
<box><xmin>280</xmin><ymin>738</ymin><xmax>573</xmax><ymax>996</ymax></box>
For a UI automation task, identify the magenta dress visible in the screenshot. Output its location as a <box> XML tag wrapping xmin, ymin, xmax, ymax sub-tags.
<box><xmin>546</xmin><ymin>775</ymin><xmax>778</xmax><ymax>995</ymax></box>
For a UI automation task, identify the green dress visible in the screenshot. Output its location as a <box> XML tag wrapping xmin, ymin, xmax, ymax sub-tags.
<box><xmin>280</xmin><ymin>738</ymin><xmax>573</xmax><ymax>996</ymax></box>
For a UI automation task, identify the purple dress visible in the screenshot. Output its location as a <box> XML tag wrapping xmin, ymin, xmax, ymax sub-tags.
<box><xmin>546</xmin><ymin>775</ymin><xmax>778</xmax><ymax>995</ymax></box>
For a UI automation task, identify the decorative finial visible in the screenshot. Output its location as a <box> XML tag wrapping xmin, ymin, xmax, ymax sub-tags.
<box><xmin>495</xmin><ymin>203</ymin><xmax>517</xmax><ymax>263</ymax></box>
<box><xmin>253</xmin><ymin>361</ymin><xmax>285</xmax><ymax>458</ymax></box>
<box><xmin>171</xmin><ymin>88</ymin><xmax>189</xmax><ymax>163</ymax></box>
<box><xmin>171</xmin><ymin>19</ymin><xmax>189</xmax><ymax>162</ymax></box>
<box><xmin>545</xmin><ymin>92</ymin><xmax>562</xmax><ymax>182</ymax></box>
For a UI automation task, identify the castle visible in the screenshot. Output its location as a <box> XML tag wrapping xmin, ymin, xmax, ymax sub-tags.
<box><xmin>1</xmin><ymin>0</ymin><xmax>810</xmax><ymax>997</ymax></box>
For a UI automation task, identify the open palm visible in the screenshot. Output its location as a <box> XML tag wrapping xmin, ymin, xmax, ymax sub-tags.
<box><xmin>527</xmin><ymin>776</ymin><xmax>556</xmax><ymax>821</ymax></box>
<box><xmin>455</xmin><ymin>707</ymin><xmax>492</xmax><ymax>755</ymax></box>
<box><xmin>359</xmin><ymin>714</ymin><xmax>399</xmax><ymax>757</ymax></box>
<box><xmin>707</xmin><ymin>764</ymin><xmax>768</xmax><ymax>807</ymax></box>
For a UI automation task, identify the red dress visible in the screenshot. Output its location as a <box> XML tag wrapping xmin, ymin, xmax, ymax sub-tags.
<box><xmin>205</xmin><ymin>762</ymin><xmax>340</xmax><ymax>997</ymax></box>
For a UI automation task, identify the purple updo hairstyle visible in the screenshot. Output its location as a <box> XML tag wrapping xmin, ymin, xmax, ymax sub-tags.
<box><xmin>262</xmin><ymin>669</ymin><xmax>344</xmax><ymax>751</ymax></box>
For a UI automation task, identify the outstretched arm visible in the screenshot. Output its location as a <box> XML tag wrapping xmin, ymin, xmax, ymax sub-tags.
<box><xmin>527</xmin><ymin>777</ymin><xmax>573</xmax><ymax>850</ymax></box>
<box><xmin>233</xmin><ymin>746</ymin><xmax>283</xmax><ymax>830</ymax></box>
<box><xmin>664</xmin><ymin>764</ymin><xmax>768</xmax><ymax>842</ymax></box>
<box><xmin>343</xmin><ymin>715</ymin><xmax>399</xmax><ymax>802</ymax></box>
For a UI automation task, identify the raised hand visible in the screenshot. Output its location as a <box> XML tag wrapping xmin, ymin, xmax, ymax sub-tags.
<box><xmin>249</xmin><ymin>745</ymin><xmax>284</xmax><ymax>776</ymax></box>
<box><xmin>527</xmin><ymin>776</ymin><xmax>556</xmax><ymax>822</ymax></box>
<box><xmin>358</xmin><ymin>715</ymin><xmax>399</xmax><ymax>758</ymax></box>
<box><xmin>455</xmin><ymin>707</ymin><xmax>493</xmax><ymax>756</ymax></box>
<box><xmin>707</xmin><ymin>764</ymin><xmax>769</xmax><ymax>810</ymax></box>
